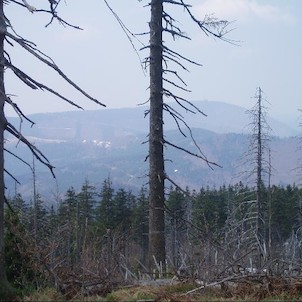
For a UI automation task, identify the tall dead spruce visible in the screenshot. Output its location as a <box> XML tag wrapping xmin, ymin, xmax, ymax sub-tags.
<box><xmin>297</xmin><ymin>109</ymin><xmax>302</xmax><ymax>184</ymax></box>
<box><xmin>245</xmin><ymin>87</ymin><xmax>271</xmax><ymax>267</ymax></box>
<box><xmin>145</xmin><ymin>0</ymin><xmax>231</xmax><ymax>272</ymax></box>
<box><xmin>0</xmin><ymin>0</ymin><xmax>105</xmax><ymax>292</ymax></box>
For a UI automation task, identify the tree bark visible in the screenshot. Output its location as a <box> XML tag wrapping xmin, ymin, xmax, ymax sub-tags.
<box><xmin>148</xmin><ymin>0</ymin><xmax>166</xmax><ymax>272</ymax></box>
<box><xmin>0</xmin><ymin>0</ymin><xmax>7</xmax><ymax>284</ymax></box>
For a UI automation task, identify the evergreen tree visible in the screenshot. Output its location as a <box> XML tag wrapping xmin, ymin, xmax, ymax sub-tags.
<box><xmin>131</xmin><ymin>186</ymin><xmax>149</xmax><ymax>266</ymax></box>
<box><xmin>97</xmin><ymin>177</ymin><xmax>115</xmax><ymax>232</ymax></box>
<box><xmin>166</xmin><ymin>187</ymin><xmax>187</xmax><ymax>268</ymax></box>
<box><xmin>111</xmin><ymin>188</ymin><xmax>134</xmax><ymax>257</ymax></box>
<box><xmin>9</xmin><ymin>193</ymin><xmax>29</xmax><ymax>227</ymax></box>
<box><xmin>28</xmin><ymin>193</ymin><xmax>47</xmax><ymax>242</ymax></box>
<box><xmin>76</xmin><ymin>180</ymin><xmax>97</xmax><ymax>255</ymax></box>
<box><xmin>113</xmin><ymin>188</ymin><xmax>132</xmax><ymax>230</ymax></box>
<box><xmin>270</xmin><ymin>185</ymin><xmax>300</xmax><ymax>243</ymax></box>
<box><xmin>4</xmin><ymin>210</ymin><xmax>36</xmax><ymax>293</ymax></box>
<box><xmin>77</xmin><ymin>180</ymin><xmax>96</xmax><ymax>225</ymax></box>
<box><xmin>58</xmin><ymin>187</ymin><xmax>77</xmax><ymax>223</ymax></box>
<box><xmin>57</xmin><ymin>187</ymin><xmax>78</xmax><ymax>262</ymax></box>
<box><xmin>193</xmin><ymin>187</ymin><xmax>227</xmax><ymax>237</ymax></box>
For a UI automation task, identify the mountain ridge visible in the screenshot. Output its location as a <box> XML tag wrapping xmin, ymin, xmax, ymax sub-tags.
<box><xmin>8</xmin><ymin>100</ymin><xmax>298</xmax><ymax>139</ymax></box>
<box><xmin>4</xmin><ymin>101</ymin><xmax>301</xmax><ymax>199</ymax></box>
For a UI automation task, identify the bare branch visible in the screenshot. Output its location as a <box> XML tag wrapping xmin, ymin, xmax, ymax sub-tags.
<box><xmin>4</xmin><ymin>168</ymin><xmax>20</xmax><ymax>184</ymax></box>
<box><xmin>163</xmin><ymin>0</ymin><xmax>191</xmax><ymax>8</ymax></box>
<box><xmin>164</xmin><ymin>139</ymin><xmax>221</xmax><ymax>169</ymax></box>
<box><xmin>163</xmin><ymin>77</ymin><xmax>191</xmax><ymax>92</ymax></box>
<box><xmin>5</xmin><ymin>60</ymin><xmax>85</xmax><ymax>109</ymax></box>
<box><xmin>102</xmin><ymin>0</ymin><xmax>146</xmax><ymax>74</ymax></box>
<box><xmin>5</xmin><ymin>32</ymin><xmax>106</xmax><ymax>107</ymax></box>
<box><xmin>1</xmin><ymin>91</ymin><xmax>35</xmax><ymax>126</ymax></box>
<box><xmin>163</xmin><ymin>89</ymin><xmax>207</xmax><ymax>116</ymax></box>
<box><xmin>7</xmin><ymin>0</ymin><xmax>82</xmax><ymax>29</ymax></box>
<box><xmin>179</xmin><ymin>0</ymin><xmax>236</xmax><ymax>44</ymax></box>
<box><xmin>163</xmin><ymin>69</ymin><xmax>187</xmax><ymax>86</ymax></box>
<box><xmin>4</xmin><ymin>147</ymin><xmax>32</xmax><ymax>170</ymax></box>
<box><xmin>6</xmin><ymin>122</ymin><xmax>55</xmax><ymax>177</ymax></box>
<box><xmin>163</xmin><ymin>45</ymin><xmax>202</xmax><ymax>66</ymax></box>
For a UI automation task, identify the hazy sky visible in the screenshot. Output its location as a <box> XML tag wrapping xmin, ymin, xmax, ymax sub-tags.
<box><xmin>4</xmin><ymin>0</ymin><xmax>302</xmax><ymax>127</ymax></box>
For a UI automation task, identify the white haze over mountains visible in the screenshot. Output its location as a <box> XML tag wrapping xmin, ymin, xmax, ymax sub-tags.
<box><xmin>4</xmin><ymin>1</ymin><xmax>302</xmax><ymax>128</ymax></box>
<box><xmin>162</xmin><ymin>101</ymin><xmax>299</xmax><ymax>138</ymax></box>
<box><xmin>8</xmin><ymin>100</ymin><xmax>299</xmax><ymax>139</ymax></box>
<box><xmin>4</xmin><ymin>100</ymin><xmax>301</xmax><ymax>201</ymax></box>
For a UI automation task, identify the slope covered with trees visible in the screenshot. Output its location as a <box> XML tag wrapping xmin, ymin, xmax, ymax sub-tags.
<box><xmin>4</xmin><ymin>179</ymin><xmax>302</xmax><ymax>298</ymax></box>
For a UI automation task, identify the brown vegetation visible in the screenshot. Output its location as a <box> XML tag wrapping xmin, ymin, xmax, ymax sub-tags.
<box><xmin>20</xmin><ymin>276</ymin><xmax>302</xmax><ymax>302</ymax></box>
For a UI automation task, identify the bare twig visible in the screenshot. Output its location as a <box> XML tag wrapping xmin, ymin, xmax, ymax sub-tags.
<box><xmin>5</xmin><ymin>32</ymin><xmax>106</xmax><ymax>107</ymax></box>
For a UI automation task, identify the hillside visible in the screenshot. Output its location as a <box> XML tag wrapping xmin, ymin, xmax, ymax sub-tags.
<box><xmin>4</xmin><ymin>101</ymin><xmax>301</xmax><ymax>199</ymax></box>
<box><xmin>8</xmin><ymin>100</ymin><xmax>298</xmax><ymax>139</ymax></box>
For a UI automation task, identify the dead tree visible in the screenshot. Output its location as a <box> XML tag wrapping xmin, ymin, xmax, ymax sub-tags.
<box><xmin>0</xmin><ymin>0</ymin><xmax>6</xmax><ymax>288</ymax></box>
<box><xmin>0</xmin><ymin>0</ymin><xmax>105</xmax><ymax>293</ymax></box>
<box><xmin>297</xmin><ymin>109</ymin><xmax>302</xmax><ymax>184</ymax></box>
<box><xmin>148</xmin><ymin>0</ymin><xmax>166</xmax><ymax>274</ymax></box>
<box><xmin>102</xmin><ymin>0</ymin><xmax>232</xmax><ymax>274</ymax></box>
<box><xmin>146</xmin><ymin>0</ymin><xmax>232</xmax><ymax>272</ymax></box>
<box><xmin>224</xmin><ymin>89</ymin><xmax>272</xmax><ymax>272</ymax></box>
<box><xmin>245</xmin><ymin>87</ymin><xmax>272</xmax><ymax>268</ymax></box>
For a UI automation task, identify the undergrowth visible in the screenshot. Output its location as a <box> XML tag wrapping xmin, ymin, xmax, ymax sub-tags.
<box><xmin>20</xmin><ymin>278</ymin><xmax>302</xmax><ymax>302</ymax></box>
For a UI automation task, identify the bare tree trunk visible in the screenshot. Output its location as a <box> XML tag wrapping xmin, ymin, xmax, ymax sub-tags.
<box><xmin>256</xmin><ymin>88</ymin><xmax>262</xmax><ymax>266</ymax></box>
<box><xmin>101</xmin><ymin>0</ymin><xmax>230</xmax><ymax>275</ymax></box>
<box><xmin>267</xmin><ymin>148</ymin><xmax>272</xmax><ymax>260</ymax></box>
<box><xmin>256</xmin><ymin>87</ymin><xmax>265</xmax><ymax>267</ymax></box>
<box><xmin>33</xmin><ymin>155</ymin><xmax>37</xmax><ymax>241</ymax></box>
<box><xmin>148</xmin><ymin>0</ymin><xmax>166</xmax><ymax>272</ymax></box>
<box><xmin>0</xmin><ymin>0</ymin><xmax>6</xmax><ymax>285</ymax></box>
<box><xmin>256</xmin><ymin>87</ymin><xmax>263</xmax><ymax>236</ymax></box>
<box><xmin>76</xmin><ymin>197</ymin><xmax>80</xmax><ymax>265</ymax></box>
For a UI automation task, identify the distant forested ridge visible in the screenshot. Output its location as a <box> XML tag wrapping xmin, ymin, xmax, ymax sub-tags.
<box><xmin>4</xmin><ymin>127</ymin><xmax>300</xmax><ymax>199</ymax></box>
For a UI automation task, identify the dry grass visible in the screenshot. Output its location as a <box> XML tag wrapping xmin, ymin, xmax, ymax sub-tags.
<box><xmin>20</xmin><ymin>277</ymin><xmax>302</xmax><ymax>302</ymax></box>
<box><xmin>22</xmin><ymin>287</ymin><xmax>66</xmax><ymax>301</ymax></box>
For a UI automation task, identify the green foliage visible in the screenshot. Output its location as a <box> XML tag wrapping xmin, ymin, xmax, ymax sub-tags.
<box><xmin>270</xmin><ymin>184</ymin><xmax>300</xmax><ymax>240</ymax></box>
<box><xmin>97</xmin><ymin>177</ymin><xmax>115</xmax><ymax>231</ymax></box>
<box><xmin>192</xmin><ymin>186</ymin><xmax>228</xmax><ymax>237</ymax></box>
<box><xmin>131</xmin><ymin>186</ymin><xmax>149</xmax><ymax>264</ymax></box>
<box><xmin>0</xmin><ymin>279</ymin><xmax>19</xmax><ymax>301</ymax></box>
<box><xmin>77</xmin><ymin>179</ymin><xmax>97</xmax><ymax>225</ymax></box>
<box><xmin>56</xmin><ymin>187</ymin><xmax>80</xmax><ymax>268</ymax></box>
<box><xmin>97</xmin><ymin>178</ymin><xmax>136</xmax><ymax>234</ymax></box>
<box><xmin>131</xmin><ymin>186</ymin><xmax>149</xmax><ymax>241</ymax></box>
<box><xmin>104</xmin><ymin>287</ymin><xmax>156</xmax><ymax>302</ymax></box>
<box><xmin>112</xmin><ymin>188</ymin><xmax>132</xmax><ymax>230</ymax></box>
<box><xmin>5</xmin><ymin>177</ymin><xmax>302</xmax><ymax>299</ymax></box>
<box><xmin>4</xmin><ymin>209</ymin><xmax>36</xmax><ymax>294</ymax></box>
<box><xmin>58</xmin><ymin>187</ymin><xmax>77</xmax><ymax>224</ymax></box>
